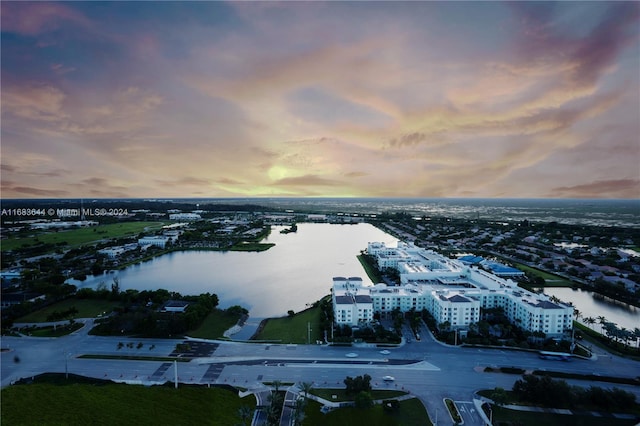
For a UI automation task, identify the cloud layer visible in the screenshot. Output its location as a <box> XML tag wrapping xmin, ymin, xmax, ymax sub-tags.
<box><xmin>1</xmin><ymin>2</ymin><xmax>638</xmax><ymax>199</ymax></box>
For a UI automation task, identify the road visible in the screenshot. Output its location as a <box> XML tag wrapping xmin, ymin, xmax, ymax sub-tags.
<box><xmin>2</xmin><ymin>320</ymin><xmax>639</xmax><ymax>425</ymax></box>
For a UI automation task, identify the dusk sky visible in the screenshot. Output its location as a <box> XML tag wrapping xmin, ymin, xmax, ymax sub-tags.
<box><xmin>1</xmin><ymin>1</ymin><xmax>639</xmax><ymax>199</ymax></box>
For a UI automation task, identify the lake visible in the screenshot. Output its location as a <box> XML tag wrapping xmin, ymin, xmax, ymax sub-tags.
<box><xmin>72</xmin><ymin>223</ymin><xmax>397</xmax><ymax>317</ymax></box>
<box><xmin>542</xmin><ymin>287</ymin><xmax>639</xmax><ymax>331</ymax></box>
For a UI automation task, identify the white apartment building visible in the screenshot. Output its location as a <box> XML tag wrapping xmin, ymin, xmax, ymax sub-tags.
<box><xmin>332</xmin><ymin>277</ymin><xmax>374</xmax><ymax>325</ymax></box>
<box><xmin>169</xmin><ymin>213</ymin><xmax>201</xmax><ymax>221</ymax></box>
<box><xmin>138</xmin><ymin>235</ymin><xmax>171</xmax><ymax>248</ymax></box>
<box><xmin>98</xmin><ymin>243</ymin><xmax>138</xmax><ymax>259</ymax></box>
<box><xmin>331</xmin><ymin>242</ymin><xmax>573</xmax><ymax>336</ymax></box>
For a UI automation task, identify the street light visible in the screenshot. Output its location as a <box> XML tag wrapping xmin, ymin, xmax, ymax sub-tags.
<box><xmin>63</xmin><ymin>349</ymin><xmax>70</xmax><ymax>379</ymax></box>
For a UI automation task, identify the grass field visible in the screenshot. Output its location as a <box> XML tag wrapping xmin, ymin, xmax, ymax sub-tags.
<box><xmin>491</xmin><ymin>405</ymin><xmax>639</xmax><ymax>426</ymax></box>
<box><xmin>27</xmin><ymin>323</ymin><xmax>85</xmax><ymax>337</ymax></box>
<box><xmin>0</xmin><ymin>376</ymin><xmax>256</xmax><ymax>426</ymax></box>
<box><xmin>230</xmin><ymin>242</ymin><xmax>275</xmax><ymax>252</ymax></box>
<box><xmin>357</xmin><ymin>254</ymin><xmax>383</xmax><ymax>283</ymax></box>
<box><xmin>509</xmin><ymin>261</ymin><xmax>574</xmax><ymax>287</ymax></box>
<box><xmin>252</xmin><ymin>304</ymin><xmax>324</xmax><ymax>344</ymax></box>
<box><xmin>310</xmin><ymin>388</ymin><xmax>407</xmax><ymax>402</ymax></box>
<box><xmin>303</xmin><ymin>398</ymin><xmax>431</xmax><ymax>426</ymax></box>
<box><xmin>2</xmin><ymin>221</ymin><xmax>164</xmax><ymax>252</ymax></box>
<box><xmin>187</xmin><ymin>309</ymin><xmax>243</xmax><ymax>339</ymax></box>
<box><xmin>16</xmin><ymin>298</ymin><xmax>121</xmax><ymax>323</ymax></box>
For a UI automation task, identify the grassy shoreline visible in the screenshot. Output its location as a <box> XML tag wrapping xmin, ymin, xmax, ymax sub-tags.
<box><xmin>251</xmin><ymin>301</ymin><xmax>326</xmax><ymax>344</ymax></box>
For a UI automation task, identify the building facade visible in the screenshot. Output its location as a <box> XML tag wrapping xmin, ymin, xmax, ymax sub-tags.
<box><xmin>332</xmin><ymin>277</ymin><xmax>374</xmax><ymax>325</ymax></box>
<box><xmin>331</xmin><ymin>242</ymin><xmax>573</xmax><ymax>336</ymax></box>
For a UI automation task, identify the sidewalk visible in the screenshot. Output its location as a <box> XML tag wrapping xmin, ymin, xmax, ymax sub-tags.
<box><xmin>228</xmin><ymin>317</ymin><xmax>264</xmax><ymax>341</ymax></box>
<box><xmin>476</xmin><ymin>395</ymin><xmax>639</xmax><ymax>424</ymax></box>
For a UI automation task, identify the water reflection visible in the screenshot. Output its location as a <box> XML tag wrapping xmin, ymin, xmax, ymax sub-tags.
<box><xmin>542</xmin><ymin>287</ymin><xmax>639</xmax><ymax>330</ymax></box>
<box><xmin>71</xmin><ymin>223</ymin><xmax>397</xmax><ymax>317</ymax></box>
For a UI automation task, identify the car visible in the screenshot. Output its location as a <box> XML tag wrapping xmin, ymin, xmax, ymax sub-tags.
<box><xmin>345</xmin><ymin>352</ymin><xmax>358</xmax><ymax>358</ymax></box>
<box><xmin>379</xmin><ymin>350</ymin><xmax>391</xmax><ymax>355</ymax></box>
<box><xmin>382</xmin><ymin>376</ymin><xmax>395</xmax><ymax>381</ymax></box>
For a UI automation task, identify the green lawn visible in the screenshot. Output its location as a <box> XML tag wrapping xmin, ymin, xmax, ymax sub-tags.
<box><xmin>311</xmin><ymin>388</ymin><xmax>407</xmax><ymax>402</ymax></box>
<box><xmin>357</xmin><ymin>254</ymin><xmax>383</xmax><ymax>283</ymax></box>
<box><xmin>303</xmin><ymin>398</ymin><xmax>431</xmax><ymax>426</ymax></box>
<box><xmin>509</xmin><ymin>262</ymin><xmax>574</xmax><ymax>287</ymax></box>
<box><xmin>2</xmin><ymin>221</ymin><xmax>164</xmax><ymax>252</ymax></box>
<box><xmin>187</xmin><ymin>309</ymin><xmax>243</xmax><ymax>339</ymax></box>
<box><xmin>16</xmin><ymin>298</ymin><xmax>121</xmax><ymax>323</ymax></box>
<box><xmin>27</xmin><ymin>323</ymin><xmax>85</xmax><ymax>337</ymax></box>
<box><xmin>230</xmin><ymin>242</ymin><xmax>275</xmax><ymax>252</ymax></box>
<box><xmin>252</xmin><ymin>303</ymin><xmax>325</xmax><ymax>344</ymax></box>
<box><xmin>1</xmin><ymin>376</ymin><xmax>255</xmax><ymax>426</ymax></box>
<box><xmin>491</xmin><ymin>405</ymin><xmax>638</xmax><ymax>426</ymax></box>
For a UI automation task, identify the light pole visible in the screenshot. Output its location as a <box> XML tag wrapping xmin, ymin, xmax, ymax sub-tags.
<box><xmin>174</xmin><ymin>360</ymin><xmax>178</xmax><ymax>389</ymax></box>
<box><xmin>63</xmin><ymin>349</ymin><xmax>70</xmax><ymax>379</ymax></box>
<box><xmin>307</xmin><ymin>322</ymin><xmax>312</xmax><ymax>345</ymax></box>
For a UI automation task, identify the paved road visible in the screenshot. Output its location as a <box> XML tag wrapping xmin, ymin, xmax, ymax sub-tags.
<box><xmin>2</xmin><ymin>320</ymin><xmax>639</xmax><ymax>425</ymax></box>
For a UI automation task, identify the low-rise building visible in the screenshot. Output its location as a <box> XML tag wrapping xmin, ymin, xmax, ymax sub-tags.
<box><xmin>162</xmin><ymin>300</ymin><xmax>190</xmax><ymax>313</ymax></box>
<box><xmin>138</xmin><ymin>235</ymin><xmax>171</xmax><ymax>248</ymax></box>
<box><xmin>169</xmin><ymin>213</ymin><xmax>201</xmax><ymax>221</ymax></box>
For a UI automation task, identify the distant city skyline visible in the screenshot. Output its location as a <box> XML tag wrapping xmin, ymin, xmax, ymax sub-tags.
<box><xmin>1</xmin><ymin>2</ymin><xmax>639</xmax><ymax>199</ymax></box>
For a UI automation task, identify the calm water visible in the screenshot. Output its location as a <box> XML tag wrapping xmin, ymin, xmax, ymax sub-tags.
<box><xmin>72</xmin><ymin>223</ymin><xmax>397</xmax><ymax>317</ymax></box>
<box><xmin>542</xmin><ymin>287</ymin><xmax>639</xmax><ymax>331</ymax></box>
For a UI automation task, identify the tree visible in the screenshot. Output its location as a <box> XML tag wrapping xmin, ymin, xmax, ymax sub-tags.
<box><xmin>237</xmin><ymin>405</ymin><xmax>253</xmax><ymax>426</ymax></box>
<box><xmin>111</xmin><ymin>277</ymin><xmax>120</xmax><ymax>295</ymax></box>
<box><xmin>573</xmin><ymin>308</ymin><xmax>582</xmax><ymax>323</ymax></box>
<box><xmin>266</xmin><ymin>391</ymin><xmax>284</xmax><ymax>426</ymax></box>
<box><xmin>585</xmin><ymin>316</ymin><xmax>596</xmax><ymax>330</ymax></box>
<box><xmin>439</xmin><ymin>321</ymin><xmax>451</xmax><ymax>332</ymax></box>
<box><xmin>597</xmin><ymin>316</ymin><xmax>607</xmax><ymax>335</ymax></box>
<box><xmin>633</xmin><ymin>328</ymin><xmax>640</xmax><ymax>350</ymax></box>
<box><xmin>344</xmin><ymin>374</ymin><xmax>372</xmax><ymax>395</ymax></box>
<box><xmin>490</xmin><ymin>387</ymin><xmax>509</xmax><ymax>407</ymax></box>
<box><xmin>288</xmin><ymin>310</ymin><xmax>295</xmax><ymax>318</ymax></box>
<box><xmin>292</xmin><ymin>398</ymin><xmax>306</xmax><ymax>426</ymax></box>
<box><xmin>354</xmin><ymin>391</ymin><xmax>373</xmax><ymax>409</ymax></box>
<box><xmin>300</xmin><ymin>381</ymin><xmax>314</xmax><ymax>400</ymax></box>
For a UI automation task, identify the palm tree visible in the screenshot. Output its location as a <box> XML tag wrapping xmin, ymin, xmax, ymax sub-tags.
<box><xmin>603</xmin><ymin>322</ymin><xmax>618</xmax><ymax>344</ymax></box>
<box><xmin>619</xmin><ymin>327</ymin><xmax>630</xmax><ymax>348</ymax></box>
<box><xmin>237</xmin><ymin>405</ymin><xmax>253</xmax><ymax>426</ymax></box>
<box><xmin>597</xmin><ymin>316</ymin><xmax>607</xmax><ymax>335</ymax></box>
<box><xmin>272</xmin><ymin>380</ymin><xmax>282</xmax><ymax>393</ymax></box>
<box><xmin>266</xmin><ymin>392</ymin><xmax>284</xmax><ymax>426</ymax></box>
<box><xmin>585</xmin><ymin>317</ymin><xmax>596</xmax><ymax>331</ymax></box>
<box><xmin>573</xmin><ymin>308</ymin><xmax>581</xmax><ymax>323</ymax></box>
<box><xmin>292</xmin><ymin>397</ymin><xmax>307</xmax><ymax>426</ymax></box>
<box><xmin>633</xmin><ymin>328</ymin><xmax>640</xmax><ymax>350</ymax></box>
<box><xmin>300</xmin><ymin>381</ymin><xmax>314</xmax><ymax>400</ymax></box>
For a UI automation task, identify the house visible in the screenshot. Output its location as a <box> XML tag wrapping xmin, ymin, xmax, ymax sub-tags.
<box><xmin>1</xmin><ymin>292</ymin><xmax>45</xmax><ymax>309</ymax></box>
<box><xmin>161</xmin><ymin>300</ymin><xmax>189</xmax><ymax>313</ymax></box>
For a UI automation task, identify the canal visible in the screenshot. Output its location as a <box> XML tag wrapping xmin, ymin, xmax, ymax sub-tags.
<box><xmin>542</xmin><ymin>287</ymin><xmax>639</xmax><ymax>332</ymax></box>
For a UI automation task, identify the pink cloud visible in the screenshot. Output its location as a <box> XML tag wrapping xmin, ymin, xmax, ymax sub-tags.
<box><xmin>1</xmin><ymin>2</ymin><xmax>91</xmax><ymax>36</ymax></box>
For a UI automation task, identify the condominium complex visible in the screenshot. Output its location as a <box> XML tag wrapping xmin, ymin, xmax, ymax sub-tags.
<box><xmin>332</xmin><ymin>242</ymin><xmax>573</xmax><ymax>337</ymax></box>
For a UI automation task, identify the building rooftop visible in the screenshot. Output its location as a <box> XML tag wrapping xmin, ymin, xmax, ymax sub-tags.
<box><xmin>335</xmin><ymin>295</ymin><xmax>354</xmax><ymax>305</ymax></box>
